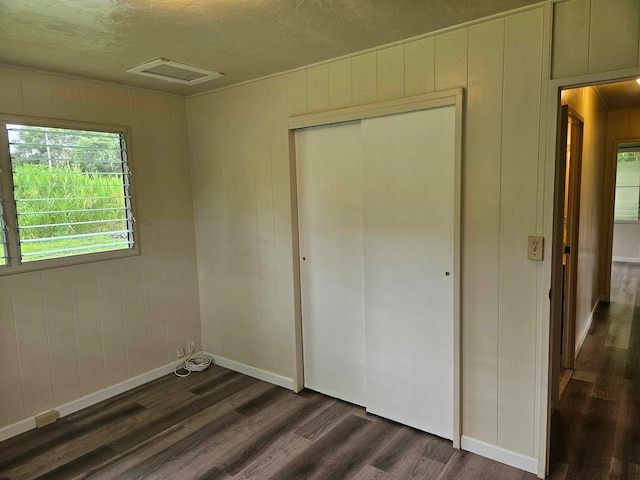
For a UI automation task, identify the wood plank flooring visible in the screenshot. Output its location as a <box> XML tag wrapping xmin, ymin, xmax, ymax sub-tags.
<box><xmin>550</xmin><ymin>262</ymin><xmax>640</xmax><ymax>480</ymax></box>
<box><xmin>0</xmin><ymin>367</ymin><xmax>536</xmax><ymax>479</ymax></box>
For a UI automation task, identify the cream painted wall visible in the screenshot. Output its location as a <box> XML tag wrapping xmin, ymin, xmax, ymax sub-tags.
<box><xmin>613</xmin><ymin>223</ymin><xmax>640</xmax><ymax>261</ymax></box>
<box><xmin>0</xmin><ymin>66</ymin><xmax>201</xmax><ymax>429</ymax></box>
<box><xmin>552</xmin><ymin>0</ymin><xmax>640</xmax><ymax>79</ymax></box>
<box><xmin>187</xmin><ymin>6</ymin><xmax>545</xmax><ymax>458</ymax></box>
<box><xmin>560</xmin><ymin>87</ymin><xmax>608</xmax><ymax>351</ymax></box>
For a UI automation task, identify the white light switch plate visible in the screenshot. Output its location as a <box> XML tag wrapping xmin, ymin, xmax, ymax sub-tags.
<box><xmin>528</xmin><ymin>236</ymin><xmax>544</xmax><ymax>261</ymax></box>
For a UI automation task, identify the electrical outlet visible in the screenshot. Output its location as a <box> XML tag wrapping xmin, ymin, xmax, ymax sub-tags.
<box><xmin>188</xmin><ymin>339</ymin><xmax>196</xmax><ymax>353</ymax></box>
<box><xmin>35</xmin><ymin>410</ymin><xmax>58</xmax><ymax>428</ymax></box>
<box><xmin>176</xmin><ymin>347</ymin><xmax>185</xmax><ymax>358</ymax></box>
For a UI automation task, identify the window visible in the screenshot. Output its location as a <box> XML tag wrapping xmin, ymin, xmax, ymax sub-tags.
<box><xmin>614</xmin><ymin>143</ymin><xmax>640</xmax><ymax>222</ymax></box>
<box><xmin>0</xmin><ymin>118</ymin><xmax>137</xmax><ymax>271</ymax></box>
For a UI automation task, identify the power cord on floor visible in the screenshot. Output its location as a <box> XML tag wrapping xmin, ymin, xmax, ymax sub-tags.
<box><xmin>174</xmin><ymin>344</ymin><xmax>212</xmax><ymax>377</ymax></box>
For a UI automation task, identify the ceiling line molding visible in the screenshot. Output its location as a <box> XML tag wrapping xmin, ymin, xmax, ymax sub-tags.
<box><xmin>186</xmin><ymin>0</ymin><xmax>557</xmax><ymax>100</ymax></box>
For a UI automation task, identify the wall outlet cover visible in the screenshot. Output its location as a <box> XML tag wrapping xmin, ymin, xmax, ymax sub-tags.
<box><xmin>35</xmin><ymin>410</ymin><xmax>58</xmax><ymax>428</ymax></box>
<box><xmin>176</xmin><ymin>347</ymin><xmax>185</xmax><ymax>358</ymax></box>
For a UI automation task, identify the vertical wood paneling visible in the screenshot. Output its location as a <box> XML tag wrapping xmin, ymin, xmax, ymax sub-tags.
<box><xmin>120</xmin><ymin>256</ymin><xmax>149</xmax><ymax>376</ymax></box>
<box><xmin>51</xmin><ymin>76</ymin><xmax>82</xmax><ymax>120</ymax></box>
<box><xmin>0</xmin><ymin>66</ymin><xmax>24</xmax><ymax>114</ymax></box>
<box><xmin>588</xmin><ymin>0</ymin><xmax>640</xmax><ymax>74</ymax></box>
<box><xmin>434</xmin><ymin>29</ymin><xmax>468</xmax><ymax>91</ymax></box>
<box><xmin>135</xmin><ymin>91</ymin><xmax>170</xmax><ymax>369</ymax></box>
<box><xmin>153</xmin><ymin>94</ymin><xmax>185</xmax><ymax>360</ymax></box>
<box><xmin>463</xmin><ymin>17</ymin><xmax>505</xmax><ymax>444</ymax></box>
<box><xmin>551</xmin><ymin>0</ymin><xmax>590</xmax><ymax>78</ymax></box>
<box><xmin>0</xmin><ymin>67</ymin><xmax>200</xmax><ymax>429</ymax></box>
<box><xmin>286</xmin><ymin>70</ymin><xmax>307</xmax><ymax>116</ymax></box>
<box><xmin>0</xmin><ymin>276</ymin><xmax>24</xmax><ymax>425</ymax></box>
<box><xmin>405</xmin><ymin>37</ymin><xmax>435</xmax><ymax>97</ymax></box>
<box><xmin>20</xmin><ymin>71</ymin><xmax>54</xmax><ymax>118</ymax></box>
<box><xmin>376</xmin><ymin>45</ymin><xmax>405</xmax><ymax>101</ymax></box>
<box><xmin>328</xmin><ymin>59</ymin><xmax>352</xmax><ymax>109</ymax></box>
<box><xmin>170</xmin><ymin>96</ymin><xmax>201</xmax><ymax>349</ymax></box>
<box><xmin>79</xmin><ymin>80</ymin><xmax>107</xmax><ymax>124</ymax></box>
<box><xmin>498</xmin><ymin>8</ymin><xmax>544</xmax><ymax>456</ymax></box>
<box><xmin>306</xmin><ymin>65</ymin><xmax>329</xmax><ymax>113</ymax></box>
<box><xmin>105</xmin><ymin>85</ymin><xmax>131</xmax><ymax>126</ymax></box>
<box><xmin>42</xmin><ymin>268</ymin><xmax>81</xmax><ymax>405</ymax></box>
<box><xmin>223</xmin><ymin>89</ymin><xmax>261</xmax><ymax>367</ymax></box>
<box><xmin>70</xmin><ymin>263</ymin><xmax>105</xmax><ymax>395</ymax></box>
<box><xmin>11</xmin><ymin>272</ymin><xmax>53</xmax><ymax>416</ymax></box>
<box><xmin>627</xmin><ymin>108</ymin><xmax>640</xmax><ymax>138</ymax></box>
<box><xmin>97</xmin><ymin>261</ymin><xmax>128</xmax><ymax>384</ymax></box>
<box><xmin>351</xmin><ymin>52</ymin><xmax>377</xmax><ymax>106</ymax></box>
<box><xmin>253</xmin><ymin>131</ymin><xmax>278</xmax><ymax>371</ymax></box>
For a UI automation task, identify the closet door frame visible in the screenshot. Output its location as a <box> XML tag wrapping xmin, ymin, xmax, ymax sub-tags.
<box><xmin>287</xmin><ymin>88</ymin><xmax>464</xmax><ymax>448</ymax></box>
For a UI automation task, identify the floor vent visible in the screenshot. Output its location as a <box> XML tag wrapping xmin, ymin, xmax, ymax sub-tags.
<box><xmin>127</xmin><ymin>58</ymin><xmax>223</xmax><ymax>85</ymax></box>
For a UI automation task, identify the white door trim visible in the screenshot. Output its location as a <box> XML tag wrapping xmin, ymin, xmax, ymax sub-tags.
<box><xmin>287</xmin><ymin>88</ymin><xmax>463</xmax><ymax>448</ymax></box>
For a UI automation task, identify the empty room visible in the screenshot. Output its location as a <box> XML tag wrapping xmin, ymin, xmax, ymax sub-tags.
<box><xmin>0</xmin><ymin>1</ymin><xmax>639</xmax><ymax>479</ymax></box>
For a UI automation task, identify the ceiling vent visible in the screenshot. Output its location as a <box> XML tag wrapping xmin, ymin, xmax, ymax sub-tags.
<box><xmin>126</xmin><ymin>58</ymin><xmax>223</xmax><ymax>85</ymax></box>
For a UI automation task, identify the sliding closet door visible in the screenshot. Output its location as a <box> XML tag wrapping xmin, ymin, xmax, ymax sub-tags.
<box><xmin>296</xmin><ymin>121</ymin><xmax>366</xmax><ymax>406</ymax></box>
<box><xmin>362</xmin><ymin>106</ymin><xmax>456</xmax><ymax>439</ymax></box>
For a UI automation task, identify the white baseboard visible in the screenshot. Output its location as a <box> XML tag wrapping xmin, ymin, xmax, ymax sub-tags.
<box><xmin>575</xmin><ymin>297</ymin><xmax>600</xmax><ymax>358</ymax></box>
<box><xmin>0</xmin><ymin>358</ymin><xmax>183</xmax><ymax>443</ymax></box>
<box><xmin>205</xmin><ymin>352</ymin><xmax>295</xmax><ymax>390</ymax></box>
<box><xmin>461</xmin><ymin>435</ymin><xmax>538</xmax><ymax>475</ymax></box>
<box><xmin>612</xmin><ymin>256</ymin><xmax>640</xmax><ymax>263</ymax></box>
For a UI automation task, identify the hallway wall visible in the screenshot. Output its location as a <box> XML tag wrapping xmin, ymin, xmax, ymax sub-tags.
<box><xmin>560</xmin><ymin>87</ymin><xmax>609</xmax><ymax>354</ymax></box>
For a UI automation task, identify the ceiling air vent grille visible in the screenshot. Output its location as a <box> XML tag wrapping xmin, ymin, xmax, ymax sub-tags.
<box><xmin>126</xmin><ymin>58</ymin><xmax>223</xmax><ymax>85</ymax></box>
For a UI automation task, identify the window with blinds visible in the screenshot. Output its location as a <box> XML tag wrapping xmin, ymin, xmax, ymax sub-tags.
<box><xmin>0</xmin><ymin>121</ymin><xmax>136</xmax><ymax>267</ymax></box>
<box><xmin>614</xmin><ymin>144</ymin><xmax>640</xmax><ymax>222</ymax></box>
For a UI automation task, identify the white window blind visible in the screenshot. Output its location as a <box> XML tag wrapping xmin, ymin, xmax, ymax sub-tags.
<box><xmin>614</xmin><ymin>144</ymin><xmax>640</xmax><ymax>222</ymax></box>
<box><xmin>4</xmin><ymin>123</ymin><xmax>135</xmax><ymax>263</ymax></box>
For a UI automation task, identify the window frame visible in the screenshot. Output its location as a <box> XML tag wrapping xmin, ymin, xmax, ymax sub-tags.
<box><xmin>0</xmin><ymin>114</ymin><xmax>140</xmax><ymax>275</ymax></box>
<box><xmin>614</xmin><ymin>143</ymin><xmax>640</xmax><ymax>225</ymax></box>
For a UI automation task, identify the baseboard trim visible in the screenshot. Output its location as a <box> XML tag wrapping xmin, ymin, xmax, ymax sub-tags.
<box><xmin>0</xmin><ymin>359</ymin><xmax>183</xmax><ymax>443</ymax></box>
<box><xmin>612</xmin><ymin>256</ymin><xmax>640</xmax><ymax>264</ymax></box>
<box><xmin>575</xmin><ymin>297</ymin><xmax>600</xmax><ymax>358</ymax></box>
<box><xmin>461</xmin><ymin>435</ymin><xmax>538</xmax><ymax>474</ymax></box>
<box><xmin>205</xmin><ymin>352</ymin><xmax>295</xmax><ymax>390</ymax></box>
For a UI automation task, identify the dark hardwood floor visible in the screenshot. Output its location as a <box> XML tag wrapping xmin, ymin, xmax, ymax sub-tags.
<box><xmin>0</xmin><ymin>365</ymin><xmax>537</xmax><ymax>479</ymax></box>
<box><xmin>551</xmin><ymin>261</ymin><xmax>640</xmax><ymax>480</ymax></box>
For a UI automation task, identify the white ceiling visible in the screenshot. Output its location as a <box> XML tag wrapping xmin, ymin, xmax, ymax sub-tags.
<box><xmin>0</xmin><ymin>0</ymin><xmax>540</xmax><ymax>96</ymax></box>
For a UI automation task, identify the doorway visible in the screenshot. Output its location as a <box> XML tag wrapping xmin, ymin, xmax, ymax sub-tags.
<box><xmin>548</xmin><ymin>77</ymin><xmax>640</xmax><ymax>477</ymax></box>
<box><xmin>559</xmin><ymin>106</ymin><xmax>583</xmax><ymax>379</ymax></box>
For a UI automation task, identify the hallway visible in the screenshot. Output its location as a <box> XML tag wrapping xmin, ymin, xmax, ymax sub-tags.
<box><xmin>552</xmin><ymin>262</ymin><xmax>640</xmax><ymax>479</ymax></box>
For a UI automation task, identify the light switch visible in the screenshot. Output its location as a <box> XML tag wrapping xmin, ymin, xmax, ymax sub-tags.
<box><xmin>528</xmin><ymin>236</ymin><xmax>544</xmax><ymax>261</ymax></box>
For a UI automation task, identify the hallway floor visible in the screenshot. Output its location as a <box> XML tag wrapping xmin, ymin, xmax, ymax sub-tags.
<box><xmin>552</xmin><ymin>261</ymin><xmax>640</xmax><ymax>479</ymax></box>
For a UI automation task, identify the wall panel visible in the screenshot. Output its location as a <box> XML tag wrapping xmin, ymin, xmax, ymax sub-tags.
<box><xmin>405</xmin><ymin>37</ymin><xmax>435</xmax><ymax>97</ymax></box>
<box><xmin>497</xmin><ymin>8</ymin><xmax>544</xmax><ymax>456</ymax></box>
<box><xmin>377</xmin><ymin>45</ymin><xmax>405</xmax><ymax>101</ymax></box>
<box><xmin>552</xmin><ymin>0</ymin><xmax>640</xmax><ymax>79</ymax></box>
<box><xmin>463</xmin><ymin>16</ymin><xmax>505</xmax><ymax>444</ymax></box>
<box><xmin>0</xmin><ymin>66</ymin><xmax>200</xmax><ymax>429</ymax></box>
<box><xmin>351</xmin><ymin>53</ymin><xmax>377</xmax><ymax>106</ymax></box>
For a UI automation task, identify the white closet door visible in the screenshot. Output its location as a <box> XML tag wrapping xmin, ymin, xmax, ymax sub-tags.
<box><xmin>297</xmin><ymin>121</ymin><xmax>366</xmax><ymax>406</ymax></box>
<box><xmin>362</xmin><ymin>106</ymin><xmax>456</xmax><ymax>439</ymax></box>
